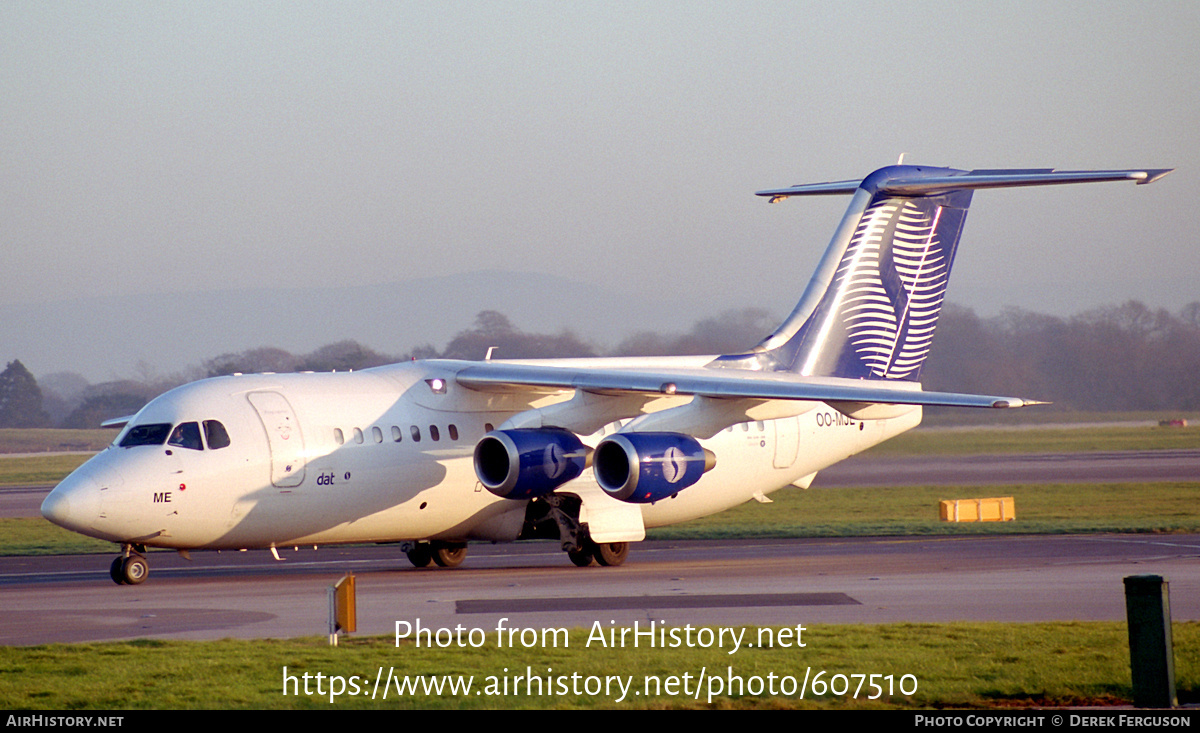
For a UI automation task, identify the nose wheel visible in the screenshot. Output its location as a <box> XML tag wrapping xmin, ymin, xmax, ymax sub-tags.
<box><xmin>110</xmin><ymin>546</ymin><xmax>149</xmax><ymax>585</ymax></box>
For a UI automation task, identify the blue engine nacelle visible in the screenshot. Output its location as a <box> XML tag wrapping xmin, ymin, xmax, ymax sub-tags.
<box><xmin>593</xmin><ymin>432</ymin><xmax>717</xmax><ymax>503</ymax></box>
<box><xmin>473</xmin><ymin>428</ymin><xmax>589</xmax><ymax>500</ymax></box>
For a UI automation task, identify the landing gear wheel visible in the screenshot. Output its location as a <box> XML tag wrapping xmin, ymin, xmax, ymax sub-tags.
<box><xmin>592</xmin><ymin>541</ymin><xmax>629</xmax><ymax>567</ymax></box>
<box><xmin>405</xmin><ymin>544</ymin><xmax>433</xmax><ymax>568</ymax></box>
<box><xmin>431</xmin><ymin>542</ymin><xmax>467</xmax><ymax>568</ymax></box>
<box><xmin>110</xmin><ymin>556</ymin><xmax>127</xmax><ymax>585</ymax></box>
<box><xmin>120</xmin><ymin>555</ymin><xmax>149</xmax><ymax>585</ymax></box>
<box><xmin>567</xmin><ymin>545</ymin><xmax>595</xmax><ymax>567</ymax></box>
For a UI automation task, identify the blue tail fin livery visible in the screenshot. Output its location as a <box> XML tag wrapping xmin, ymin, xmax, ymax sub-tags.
<box><xmin>713</xmin><ymin>165</ymin><xmax>1173</xmax><ymax>381</ymax></box>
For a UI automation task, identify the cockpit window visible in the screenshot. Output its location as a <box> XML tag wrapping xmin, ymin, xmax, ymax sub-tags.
<box><xmin>119</xmin><ymin>423</ymin><xmax>172</xmax><ymax>447</ymax></box>
<box><xmin>168</xmin><ymin>422</ymin><xmax>203</xmax><ymax>451</ymax></box>
<box><xmin>204</xmin><ymin>420</ymin><xmax>231</xmax><ymax>450</ymax></box>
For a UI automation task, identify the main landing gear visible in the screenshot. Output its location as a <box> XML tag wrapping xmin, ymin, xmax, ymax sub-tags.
<box><xmin>566</xmin><ymin>539</ymin><xmax>629</xmax><ymax>568</ymax></box>
<box><xmin>110</xmin><ymin>544</ymin><xmax>149</xmax><ymax>585</ymax></box>
<box><xmin>399</xmin><ymin>535</ymin><xmax>629</xmax><ymax>569</ymax></box>
<box><xmin>520</xmin><ymin>495</ymin><xmax>631</xmax><ymax>568</ymax></box>
<box><xmin>404</xmin><ymin>541</ymin><xmax>468</xmax><ymax>569</ymax></box>
<box><xmin>399</xmin><ymin>496</ymin><xmax>633</xmax><ymax>570</ymax></box>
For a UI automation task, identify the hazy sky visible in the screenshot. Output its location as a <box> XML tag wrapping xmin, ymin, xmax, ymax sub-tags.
<box><xmin>2</xmin><ymin>1</ymin><xmax>1197</xmax><ymax>379</ymax></box>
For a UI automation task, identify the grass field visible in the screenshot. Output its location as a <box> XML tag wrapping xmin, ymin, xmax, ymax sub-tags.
<box><xmin>0</xmin><ymin>428</ymin><xmax>118</xmax><ymax>455</ymax></box>
<box><xmin>1</xmin><ymin>622</ymin><xmax>1195</xmax><ymax>709</ymax></box>
<box><xmin>0</xmin><ymin>453</ymin><xmax>90</xmax><ymax>487</ymax></box>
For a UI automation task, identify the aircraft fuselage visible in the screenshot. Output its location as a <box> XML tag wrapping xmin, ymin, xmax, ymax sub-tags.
<box><xmin>43</xmin><ymin>360</ymin><xmax>917</xmax><ymax>553</ymax></box>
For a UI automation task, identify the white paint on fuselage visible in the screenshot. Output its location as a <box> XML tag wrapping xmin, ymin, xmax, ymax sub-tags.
<box><xmin>44</xmin><ymin>359</ymin><xmax>920</xmax><ymax>552</ymax></box>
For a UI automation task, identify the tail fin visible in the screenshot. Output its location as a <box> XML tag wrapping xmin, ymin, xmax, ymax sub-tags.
<box><xmin>711</xmin><ymin>165</ymin><xmax>1173</xmax><ymax>381</ymax></box>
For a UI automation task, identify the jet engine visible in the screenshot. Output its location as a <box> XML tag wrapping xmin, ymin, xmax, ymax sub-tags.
<box><xmin>593</xmin><ymin>432</ymin><xmax>716</xmax><ymax>503</ymax></box>
<box><xmin>473</xmin><ymin>428</ymin><xmax>589</xmax><ymax>500</ymax></box>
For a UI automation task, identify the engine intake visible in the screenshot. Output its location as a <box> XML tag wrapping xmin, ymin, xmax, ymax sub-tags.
<box><xmin>473</xmin><ymin>428</ymin><xmax>589</xmax><ymax>500</ymax></box>
<box><xmin>594</xmin><ymin>432</ymin><xmax>716</xmax><ymax>503</ymax></box>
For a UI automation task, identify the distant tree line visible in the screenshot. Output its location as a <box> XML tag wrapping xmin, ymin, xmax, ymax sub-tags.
<box><xmin>5</xmin><ymin>301</ymin><xmax>1200</xmax><ymax>429</ymax></box>
<box><xmin>922</xmin><ymin>302</ymin><xmax>1200</xmax><ymax>411</ymax></box>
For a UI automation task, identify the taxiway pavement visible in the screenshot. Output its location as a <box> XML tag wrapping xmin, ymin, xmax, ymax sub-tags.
<box><xmin>3</xmin><ymin>534</ymin><xmax>1198</xmax><ymax>645</ymax></box>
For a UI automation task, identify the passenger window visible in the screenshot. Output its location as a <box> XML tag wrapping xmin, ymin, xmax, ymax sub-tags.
<box><xmin>448</xmin><ymin>424</ymin><xmax>458</xmax><ymax>441</ymax></box>
<box><xmin>410</xmin><ymin>426</ymin><xmax>421</xmax><ymax>442</ymax></box>
<box><xmin>392</xmin><ymin>425</ymin><xmax>402</xmax><ymax>442</ymax></box>
<box><xmin>484</xmin><ymin>423</ymin><xmax>494</xmax><ymax>433</ymax></box>
<box><xmin>334</xmin><ymin>428</ymin><xmax>344</xmax><ymax>445</ymax></box>
<box><xmin>353</xmin><ymin>428</ymin><xmax>364</xmax><ymax>444</ymax></box>
<box><xmin>168</xmin><ymin>422</ymin><xmax>203</xmax><ymax>451</ymax></box>
<box><xmin>372</xmin><ymin>426</ymin><xmax>383</xmax><ymax>443</ymax></box>
<box><xmin>429</xmin><ymin>425</ymin><xmax>440</xmax><ymax>441</ymax></box>
<box><xmin>756</xmin><ymin>421</ymin><xmax>765</xmax><ymax>432</ymax></box>
<box><xmin>203</xmin><ymin>420</ymin><xmax>231</xmax><ymax>450</ymax></box>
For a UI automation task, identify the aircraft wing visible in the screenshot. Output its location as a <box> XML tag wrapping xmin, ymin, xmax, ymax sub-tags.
<box><xmin>453</xmin><ymin>361</ymin><xmax>1042</xmax><ymax>409</ymax></box>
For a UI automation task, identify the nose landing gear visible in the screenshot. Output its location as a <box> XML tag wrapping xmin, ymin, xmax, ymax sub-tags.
<box><xmin>110</xmin><ymin>544</ymin><xmax>149</xmax><ymax>585</ymax></box>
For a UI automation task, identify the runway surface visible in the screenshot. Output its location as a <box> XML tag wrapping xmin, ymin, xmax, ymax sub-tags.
<box><xmin>4</xmin><ymin>534</ymin><xmax>1199</xmax><ymax>645</ymax></box>
<box><xmin>0</xmin><ymin>484</ymin><xmax>53</xmax><ymax>518</ymax></box>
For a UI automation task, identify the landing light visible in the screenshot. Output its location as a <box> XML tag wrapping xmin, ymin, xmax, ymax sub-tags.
<box><xmin>426</xmin><ymin>378</ymin><xmax>447</xmax><ymax>394</ymax></box>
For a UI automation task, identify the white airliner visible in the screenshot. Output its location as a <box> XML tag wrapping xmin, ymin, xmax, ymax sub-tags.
<box><xmin>41</xmin><ymin>163</ymin><xmax>1171</xmax><ymax>584</ymax></box>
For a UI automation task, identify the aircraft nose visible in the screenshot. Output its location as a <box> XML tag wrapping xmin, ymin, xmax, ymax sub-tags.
<box><xmin>41</xmin><ymin>470</ymin><xmax>106</xmax><ymax>535</ymax></box>
<box><xmin>40</xmin><ymin>488</ymin><xmax>73</xmax><ymax>526</ymax></box>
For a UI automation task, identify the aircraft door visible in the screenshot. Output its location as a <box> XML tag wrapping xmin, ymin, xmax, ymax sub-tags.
<box><xmin>773</xmin><ymin>416</ymin><xmax>800</xmax><ymax>468</ymax></box>
<box><xmin>247</xmin><ymin>391</ymin><xmax>307</xmax><ymax>488</ymax></box>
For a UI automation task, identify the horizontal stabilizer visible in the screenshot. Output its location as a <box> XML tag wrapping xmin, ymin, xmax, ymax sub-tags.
<box><xmin>757</xmin><ymin>167</ymin><xmax>1173</xmax><ymax>201</ymax></box>
<box><xmin>757</xmin><ymin>179</ymin><xmax>863</xmax><ymax>199</ymax></box>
